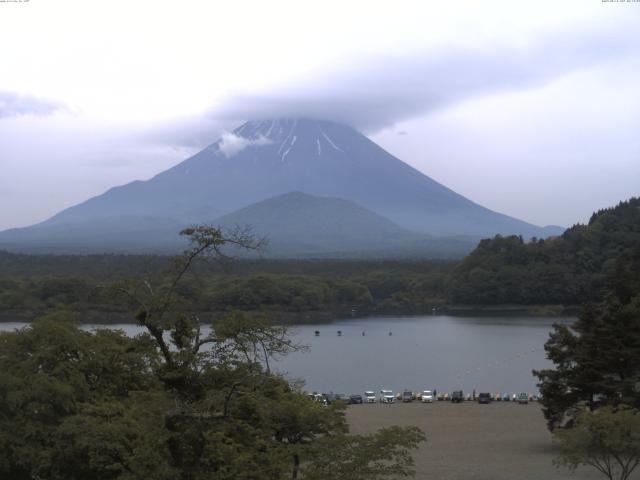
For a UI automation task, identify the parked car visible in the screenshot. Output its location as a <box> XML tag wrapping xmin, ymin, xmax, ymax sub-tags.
<box><xmin>421</xmin><ymin>390</ymin><xmax>434</xmax><ymax>403</ymax></box>
<box><xmin>364</xmin><ymin>391</ymin><xmax>376</xmax><ymax>403</ymax></box>
<box><xmin>380</xmin><ymin>390</ymin><xmax>395</xmax><ymax>403</ymax></box>
<box><xmin>451</xmin><ymin>390</ymin><xmax>465</xmax><ymax>403</ymax></box>
<box><xmin>402</xmin><ymin>390</ymin><xmax>413</xmax><ymax>402</ymax></box>
<box><xmin>477</xmin><ymin>392</ymin><xmax>492</xmax><ymax>404</ymax></box>
<box><xmin>349</xmin><ymin>394</ymin><xmax>363</xmax><ymax>404</ymax></box>
<box><xmin>517</xmin><ymin>392</ymin><xmax>529</xmax><ymax>404</ymax></box>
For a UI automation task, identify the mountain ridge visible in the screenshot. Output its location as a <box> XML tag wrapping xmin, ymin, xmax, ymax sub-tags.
<box><xmin>213</xmin><ymin>191</ymin><xmax>475</xmax><ymax>258</ymax></box>
<box><xmin>0</xmin><ymin>118</ymin><xmax>563</xmax><ymax>255</ymax></box>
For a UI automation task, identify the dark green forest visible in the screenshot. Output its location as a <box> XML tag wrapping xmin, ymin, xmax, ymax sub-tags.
<box><xmin>0</xmin><ymin>257</ymin><xmax>453</xmax><ymax>323</ymax></box>
<box><xmin>447</xmin><ymin>197</ymin><xmax>640</xmax><ymax>305</ymax></box>
<box><xmin>1</xmin><ymin>197</ymin><xmax>639</xmax><ymax>322</ymax></box>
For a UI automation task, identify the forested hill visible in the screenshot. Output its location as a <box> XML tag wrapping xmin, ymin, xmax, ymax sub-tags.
<box><xmin>447</xmin><ymin>197</ymin><xmax>640</xmax><ymax>305</ymax></box>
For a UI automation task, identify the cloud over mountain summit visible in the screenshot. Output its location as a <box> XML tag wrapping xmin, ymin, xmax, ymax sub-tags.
<box><xmin>211</xmin><ymin>22</ymin><xmax>640</xmax><ymax>132</ymax></box>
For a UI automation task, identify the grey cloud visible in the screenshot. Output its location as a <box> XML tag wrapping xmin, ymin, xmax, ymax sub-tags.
<box><xmin>210</xmin><ymin>22</ymin><xmax>640</xmax><ymax>133</ymax></box>
<box><xmin>0</xmin><ymin>91</ymin><xmax>66</xmax><ymax>118</ymax></box>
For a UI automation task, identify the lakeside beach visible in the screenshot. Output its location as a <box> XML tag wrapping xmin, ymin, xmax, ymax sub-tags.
<box><xmin>346</xmin><ymin>402</ymin><xmax>602</xmax><ymax>480</ymax></box>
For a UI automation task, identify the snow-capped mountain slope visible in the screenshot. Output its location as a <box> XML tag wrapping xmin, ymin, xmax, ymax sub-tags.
<box><xmin>36</xmin><ymin>118</ymin><xmax>560</xmax><ymax>238</ymax></box>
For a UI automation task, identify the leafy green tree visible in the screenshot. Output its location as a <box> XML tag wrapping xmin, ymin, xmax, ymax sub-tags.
<box><xmin>534</xmin><ymin>247</ymin><xmax>640</xmax><ymax>430</ymax></box>
<box><xmin>302</xmin><ymin>426</ymin><xmax>426</xmax><ymax>480</ymax></box>
<box><xmin>0</xmin><ymin>226</ymin><xmax>426</xmax><ymax>479</ymax></box>
<box><xmin>0</xmin><ymin>313</ymin><xmax>171</xmax><ymax>480</ymax></box>
<box><xmin>554</xmin><ymin>407</ymin><xmax>640</xmax><ymax>480</ymax></box>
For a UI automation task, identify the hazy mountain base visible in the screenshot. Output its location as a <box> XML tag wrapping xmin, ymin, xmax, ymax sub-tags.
<box><xmin>0</xmin><ymin>193</ymin><xmax>478</xmax><ymax>258</ymax></box>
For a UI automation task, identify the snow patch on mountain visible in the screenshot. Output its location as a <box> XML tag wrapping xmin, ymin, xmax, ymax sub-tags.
<box><xmin>320</xmin><ymin>129</ymin><xmax>343</xmax><ymax>152</ymax></box>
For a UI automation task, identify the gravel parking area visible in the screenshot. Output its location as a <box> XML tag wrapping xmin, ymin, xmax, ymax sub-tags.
<box><xmin>346</xmin><ymin>401</ymin><xmax>603</xmax><ymax>480</ymax></box>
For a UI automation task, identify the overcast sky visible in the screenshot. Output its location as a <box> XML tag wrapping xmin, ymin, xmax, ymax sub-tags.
<box><xmin>1</xmin><ymin>0</ymin><xmax>639</xmax><ymax>231</ymax></box>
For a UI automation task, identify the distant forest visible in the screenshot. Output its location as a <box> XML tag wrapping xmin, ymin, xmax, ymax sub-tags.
<box><xmin>447</xmin><ymin>197</ymin><xmax>640</xmax><ymax>305</ymax></box>
<box><xmin>1</xmin><ymin>197</ymin><xmax>638</xmax><ymax>323</ymax></box>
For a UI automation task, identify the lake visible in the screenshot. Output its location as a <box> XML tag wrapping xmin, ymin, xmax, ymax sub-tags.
<box><xmin>0</xmin><ymin>314</ymin><xmax>570</xmax><ymax>396</ymax></box>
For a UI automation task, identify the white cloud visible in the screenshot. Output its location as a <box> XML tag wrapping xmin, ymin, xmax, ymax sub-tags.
<box><xmin>217</xmin><ymin>132</ymin><xmax>272</xmax><ymax>158</ymax></box>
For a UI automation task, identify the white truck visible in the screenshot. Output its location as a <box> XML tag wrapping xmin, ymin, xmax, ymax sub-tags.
<box><xmin>364</xmin><ymin>391</ymin><xmax>376</xmax><ymax>403</ymax></box>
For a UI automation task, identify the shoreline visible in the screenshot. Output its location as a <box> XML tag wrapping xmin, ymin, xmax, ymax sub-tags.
<box><xmin>0</xmin><ymin>304</ymin><xmax>578</xmax><ymax>325</ymax></box>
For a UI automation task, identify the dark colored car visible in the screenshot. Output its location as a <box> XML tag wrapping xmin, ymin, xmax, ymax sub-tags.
<box><xmin>477</xmin><ymin>392</ymin><xmax>492</xmax><ymax>404</ymax></box>
<box><xmin>451</xmin><ymin>390</ymin><xmax>465</xmax><ymax>403</ymax></box>
<box><xmin>402</xmin><ymin>390</ymin><xmax>413</xmax><ymax>402</ymax></box>
<box><xmin>349</xmin><ymin>394</ymin><xmax>363</xmax><ymax>404</ymax></box>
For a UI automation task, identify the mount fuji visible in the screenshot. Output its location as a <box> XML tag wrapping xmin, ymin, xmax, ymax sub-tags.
<box><xmin>0</xmin><ymin>118</ymin><xmax>562</xmax><ymax>256</ymax></box>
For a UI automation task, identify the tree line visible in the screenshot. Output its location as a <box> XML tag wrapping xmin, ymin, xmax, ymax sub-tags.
<box><xmin>0</xmin><ymin>265</ymin><xmax>452</xmax><ymax>323</ymax></box>
<box><xmin>447</xmin><ymin>197</ymin><xmax>640</xmax><ymax>305</ymax></box>
<box><xmin>1</xmin><ymin>197</ymin><xmax>638</xmax><ymax>323</ymax></box>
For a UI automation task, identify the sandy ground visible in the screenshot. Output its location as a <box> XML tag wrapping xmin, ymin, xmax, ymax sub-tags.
<box><xmin>346</xmin><ymin>401</ymin><xmax>605</xmax><ymax>480</ymax></box>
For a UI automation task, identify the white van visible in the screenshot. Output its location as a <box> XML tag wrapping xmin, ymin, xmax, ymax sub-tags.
<box><xmin>380</xmin><ymin>390</ymin><xmax>395</xmax><ymax>403</ymax></box>
<box><xmin>421</xmin><ymin>390</ymin><xmax>434</xmax><ymax>403</ymax></box>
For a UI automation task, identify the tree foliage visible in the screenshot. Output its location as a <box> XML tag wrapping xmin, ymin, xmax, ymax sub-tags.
<box><xmin>554</xmin><ymin>406</ymin><xmax>640</xmax><ymax>480</ymax></box>
<box><xmin>0</xmin><ymin>226</ymin><xmax>425</xmax><ymax>479</ymax></box>
<box><xmin>302</xmin><ymin>426</ymin><xmax>426</xmax><ymax>480</ymax></box>
<box><xmin>0</xmin><ymin>313</ymin><xmax>170</xmax><ymax>480</ymax></box>
<box><xmin>534</xmin><ymin>246</ymin><xmax>640</xmax><ymax>430</ymax></box>
<box><xmin>0</xmin><ymin>268</ymin><xmax>451</xmax><ymax>324</ymax></box>
<box><xmin>448</xmin><ymin>197</ymin><xmax>640</xmax><ymax>305</ymax></box>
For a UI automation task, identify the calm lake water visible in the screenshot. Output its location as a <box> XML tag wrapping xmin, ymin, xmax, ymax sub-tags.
<box><xmin>0</xmin><ymin>315</ymin><xmax>571</xmax><ymax>396</ymax></box>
